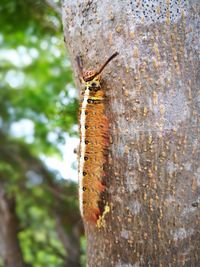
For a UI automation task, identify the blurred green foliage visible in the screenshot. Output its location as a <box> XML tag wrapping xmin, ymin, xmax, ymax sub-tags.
<box><xmin>0</xmin><ymin>0</ymin><xmax>78</xmax><ymax>152</ymax></box>
<box><xmin>0</xmin><ymin>1</ymin><xmax>83</xmax><ymax>267</ymax></box>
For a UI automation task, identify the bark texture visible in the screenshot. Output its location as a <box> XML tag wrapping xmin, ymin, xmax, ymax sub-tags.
<box><xmin>62</xmin><ymin>1</ymin><xmax>200</xmax><ymax>266</ymax></box>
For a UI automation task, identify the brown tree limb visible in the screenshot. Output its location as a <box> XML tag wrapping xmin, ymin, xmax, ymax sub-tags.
<box><xmin>0</xmin><ymin>132</ymin><xmax>82</xmax><ymax>266</ymax></box>
<box><xmin>44</xmin><ymin>0</ymin><xmax>62</xmax><ymax>17</ymax></box>
<box><xmin>0</xmin><ymin>186</ymin><xmax>26</xmax><ymax>267</ymax></box>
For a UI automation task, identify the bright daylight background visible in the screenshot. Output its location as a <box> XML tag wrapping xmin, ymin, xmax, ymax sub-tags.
<box><xmin>1</xmin><ymin>42</ymin><xmax>79</xmax><ymax>181</ymax></box>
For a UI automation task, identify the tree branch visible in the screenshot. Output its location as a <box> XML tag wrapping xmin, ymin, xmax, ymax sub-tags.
<box><xmin>44</xmin><ymin>0</ymin><xmax>62</xmax><ymax>17</ymax></box>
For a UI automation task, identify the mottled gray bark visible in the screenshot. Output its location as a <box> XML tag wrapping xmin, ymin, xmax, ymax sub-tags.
<box><xmin>62</xmin><ymin>0</ymin><xmax>200</xmax><ymax>266</ymax></box>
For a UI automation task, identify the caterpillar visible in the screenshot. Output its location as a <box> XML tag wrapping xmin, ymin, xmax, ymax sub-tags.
<box><xmin>77</xmin><ymin>52</ymin><xmax>118</xmax><ymax>224</ymax></box>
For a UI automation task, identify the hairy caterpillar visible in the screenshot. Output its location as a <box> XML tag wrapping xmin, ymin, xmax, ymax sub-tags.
<box><xmin>77</xmin><ymin>52</ymin><xmax>118</xmax><ymax>224</ymax></box>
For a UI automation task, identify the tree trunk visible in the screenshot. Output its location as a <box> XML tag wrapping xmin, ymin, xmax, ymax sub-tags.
<box><xmin>0</xmin><ymin>187</ymin><xmax>26</xmax><ymax>267</ymax></box>
<box><xmin>61</xmin><ymin>1</ymin><xmax>200</xmax><ymax>266</ymax></box>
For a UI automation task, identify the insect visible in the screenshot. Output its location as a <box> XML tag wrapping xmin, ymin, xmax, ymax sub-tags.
<box><xmin>77</xmin><ymin>52</ymin><xmax>118</xmax><ymax>224</ymax></box>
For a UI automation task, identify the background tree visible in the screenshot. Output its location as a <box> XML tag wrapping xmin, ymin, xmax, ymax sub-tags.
<box><xmin>62</xmin><ymin>0</ymin><xmax>200</xmax><ymax>266</ymax></box>
<box><xmin>0</xmin><ymin>1</ymin><xmax>84</xmax><ymax>266</ymax></box>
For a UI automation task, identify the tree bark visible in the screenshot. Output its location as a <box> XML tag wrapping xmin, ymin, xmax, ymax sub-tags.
<box><xmin>62</xmin><ymin>1</ymin><xmax>200</xmax><ymax>266</ymax></box>
<box><xmin>0</xmin><ymin>187</ymin><xmax>26</xmax><ymax>267</ymax></box>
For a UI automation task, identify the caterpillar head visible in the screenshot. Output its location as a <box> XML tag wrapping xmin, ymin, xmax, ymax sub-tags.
<box><xmin>77</xmin><ymin>52</ymin><xmax>118</xmax><ymax>84</ymax></box>
<box><xmin>83</xmin><ymin>70</ymin><xmax>100</xmax><ymax>83</ymax></box>
<box><xmin>81</xmin><ymin>70</ymin><xmax>101</xmax><ymax>90</ymax></box>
